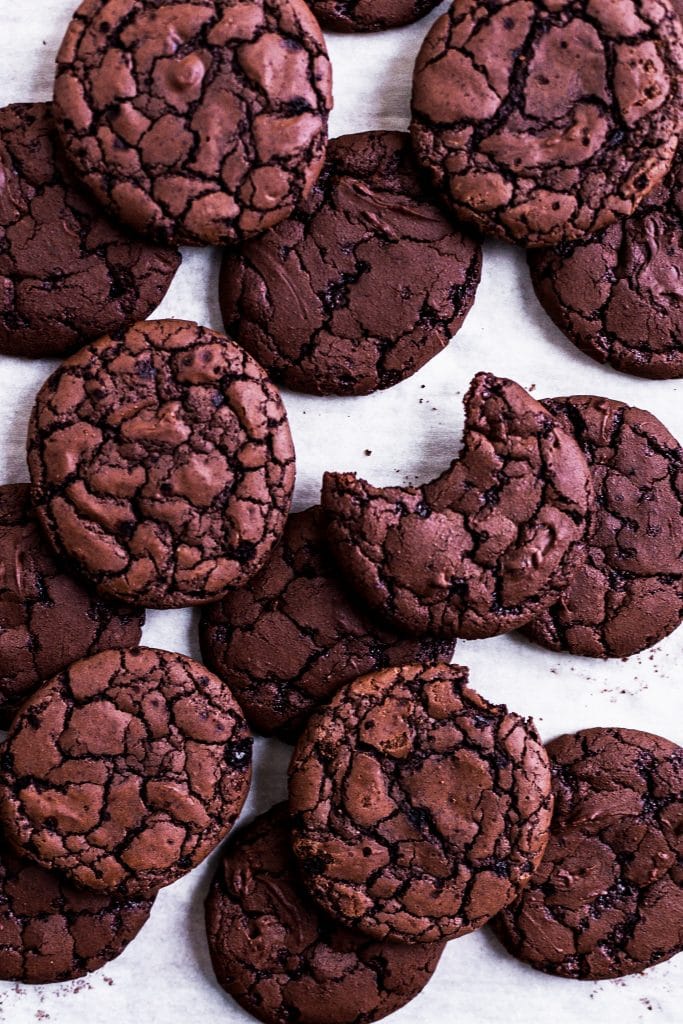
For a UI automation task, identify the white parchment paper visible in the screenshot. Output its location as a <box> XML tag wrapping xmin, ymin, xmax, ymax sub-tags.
<box><xmin>0</xmin><ymin>3</ymin><xmax>681</xmax><ymax>1021</ymax></box>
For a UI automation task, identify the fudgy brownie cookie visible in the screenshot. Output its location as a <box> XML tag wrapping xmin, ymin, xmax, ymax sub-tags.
<box><xmin>0</xmin><ymin>839</ymin><xmax>153</xmax><ymax>984</ymax></box>
<box><xmin>199</xmin><ymin>506</ymin><xmax>455</xmax><ymax>739</ymax></box>
<box><xmin>205</xmin><ymin>804</ymin><xmax>446</xmax><ymax>1024</ymax></box>
<box><xmin>524</xmin><ymin>396</ymin><xmax>683</xmax><ymax>658</ymax></box>
<box><xmin>289</xmin><ymin>663</ymin><xmax>553</xmax><ymax>943</ymax></box>
<box><xmin>322</xmin><ymin>373</ymin><xmax>593</xmax><ymax>640</ymax></box>
<box><xmin>528</xmin><ymin>159</ymin><xmax>683</xmax><ymax>378</ymax></box>
<box><xmin>53</xmin><ymin>0</ymin><xmax>332</xmax><ymax>246</ymax></box>
<box><xmin>0</xmin><ymin>102</ymin><xmax>180</xmax><ymax>359</ymax></box>
<box><xmin>0</xmin><ymin>647</ymin><xmax>252</xmax><ymax>898</ymax></box>
<box><xmin>0</xmin><ymin>483</ymin><xmax>143</xmax><ymax>718</ymax></box>
<box><xmin>220</xmin><ymin>131</ymin><xmax>481</xmax><ymax>396</ymax></box>
<box><xmin>411</xmin><ymin>0</ymin><xmax>683</xmax><ymax>247</ymax></box>
<box><xmin>306</xmin><ymin>0</ymin><xmax>441</xmax><ymax>33</ymax></box>
<box><xmin>495</xmin><ymin>727</ymin><xmax>683</xmax><ymax>980</ymax></box>
<box><xmin>28</xmin><ymin>319</ymin><xmax>296</xmax><ymax>610</ymax></box>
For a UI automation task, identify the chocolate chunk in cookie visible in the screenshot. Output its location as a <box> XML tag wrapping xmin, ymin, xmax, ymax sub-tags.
<box><xmin>411</xmin><ymin>0</ymin><xmax>683</xmax><ymax>247</ymax></box>
<box><xmin>220</xmin><ymin>131</ymin><xmax>481</xmax><ymax>396</ymax></box>
<box><xmin>289</xmin><ymin>663</ymin><xmax>553</xmax><ymax>943</ymax></box>
<box><xmin>494</xmin><ymin>727</ymin><xmax>683</xmax><ymax>980</ymax></box>
<box><xmin>53</xmin><ymin>0</ymin><xmax>332</xmax><ymax>246</ymax></box>
<box><xmin>206</xmin><ymin>803</ymin><xmax>445</xmax><ymax>1024</ymax></box>
<box><xmin>322</xmin><ymin>373</ymin><xmax>593</xmax><ymax>640</ymax></box>
<box><xmin>0</xmin><ymin>647</ymin><xmax>252</xmax><ymax>898</ymax></box>
<box><xmin>28</xmin><ymin>319</ymin><xmax>296</xmax><ymax>610</ymax></box>
<box><xmin>524</xmin><ymin>396</ymin><xmax>683</xmax><ymax>658</ymax></box>
<box><xmin>200</xmin><ymin>506</ymin><xmax>455</xmax><ymax>740</ymax></box>
<box><xmin>307</xmin><ymin>0</ymin><xmax>441</xmax><ymax>33</ymax></box>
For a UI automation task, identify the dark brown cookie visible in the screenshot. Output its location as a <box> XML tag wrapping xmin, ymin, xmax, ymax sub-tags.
<box><xmin>306</xmin><ymin>0</ymin><xmax>441</xmax><ymax>32</ymax></box>
<box><xmin>411</xmin><ymin>0</ymin><xmax>683</xmax><ymax>247</ymax></box>
<box><xmin>289</xmin><ymin>663</ymin><xmax>553</xmax><ymax>944</ymax></box>
<box><xmin>28</xmin><ymin>319</ymin><xmax>296</xmax><ymax>610</ymax></box>
<box><xmin>494</xmin><ymin>727</ymin><xmax>683</xmax><ymax>980</ymax></box>
<box><xmin>53</xmin><ymin>0</ymin><xmax>332</xmax><ymax>247</ymax></box>
<box><xmin>524</xmin><ymin>396</ymin><xmax>683</xmax><ymax>658</ymax></box>
<box><xmin>321</xmin><ymin>373</ymin><xmax>593</xmax><ymax>640</ymax></box>
<box><xmin>0</xmin><ymin>102</ymin><xmax>180</xmax><ymax>359</ymax></box>
<box><xmin>0</xmin><ymin>647</ymin><xmax>252</xmax><ymax>898</ymax></box>
<box><xmin>0</xmin><ymin>483</ymin><xmax>144</xmax><ymax>718</ymax></box>
<box><xmin>199</xmin><ymin>506</ymin><xmax>455</xmax><ymax>740</ymax></box>
<box><xmin>220</xmin><ymin>131</ymin><xmax>481</xmax><ymax>397</ymax></box>
<box><xmin>205</xmin><ymin>803</ymin><xmax>446</xmax><ymax>1024</ymax></box>
<box><xmin>0</xmin><ymin>838</ymin><xmax>153</xmax><ymax>984</ymax></box>
<box><xmin>528</xmin><ymin>158</ymin><xmax>683</xmax><ymax>378</ymax></box>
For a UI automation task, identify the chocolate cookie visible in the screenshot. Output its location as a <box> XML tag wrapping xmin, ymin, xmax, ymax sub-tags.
<box><xmin>28</xmin><ymin>319</ymin><xmax>296</xmax><ymax>610</ymax></box>
<box><xmin>220</xmin><ymin>131</ymin><xmax>481</xmax><ymax>396</ymax></box>
<box><xmin>289</xmin><ymin>663</ymin><xmax>553</xmax><ymax>943</ymax></box>
<box><xmin>306</xmin><ymin>0</ymin><xmax>441</xmax><ymax>33</ymax></box>
<box><xmin>528</xmin><ymin>158</ymin><xmax>683</xmax><ymax>378</ymax></box>
<box><xmin>53</xmin><ymin>0</ymin><xmax>332</xmax><ymax>247</ymax></box>
<box><xmin>0</xmin><ymin>647</ymin><xmax>252</xmax><ymax>898</ymax></box>
<box><xmin>524</xmin><ymin>396</ymin><xmax>683</xmax><ymax>658</ymax></box>
<box><xmin>495</xmin><ymin>727</ymin><xmax>683</xmax><ymax>980</ymax></box>
<box><xmin>206</xmin><ymin>804</ymin><xmax>445</xmax><ymax>1024</ymax></box>
<box><xmin>0</xmin><ymin>839</ymin><xmax>153</xmax><ymax>984</ymax></box>
<box><xmin>0</xmin><ymin>483</ymin><xmax>143</xmax><ymax>719</ymax></box>
<box><xmin>199</xmin><ymin>506</ymin><xmax>455</xmax><ymax>740</ymax></box>
<box><xmin>0</xmin><ymin>102</ymin><xmax>180</xmax><ymax>359</ymax></box>
<box><xmin>322</xmin><ymin>373</ymin><xmax>593</xmax><ymax>640</ymax></box>
<box><xmin>411</xmin><ymin>0</ymin><xmax>683</xmax><ymax>247</ymax></box>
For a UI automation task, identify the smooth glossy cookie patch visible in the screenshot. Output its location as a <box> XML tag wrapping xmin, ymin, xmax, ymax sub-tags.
<box><xmin>307</xmin><ymin>0</ymin><xmax>441</xmax><ymax>33</ymax></box>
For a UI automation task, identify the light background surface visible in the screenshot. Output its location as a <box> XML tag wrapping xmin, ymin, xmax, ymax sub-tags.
<box><xmin>0</xmin><ymin>2</ymin><xmax>681</xmax><ymax>1021</ymax></box>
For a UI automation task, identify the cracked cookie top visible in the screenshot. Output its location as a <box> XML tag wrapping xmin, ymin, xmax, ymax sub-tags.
<box><xmin>27</xmin><ymin>319</ymin><xmax>296</xmax><ymax>610</ymax></box>
<box><xmin>0</xmin><ymin>102</ymin><xmax>180</xmax><ymax>359</ymax></box>
<box><xmin>53</xmin><ymin>0</ymin><xmax>333</xmax><ymax>247</ymax></box>
<box><xmin>220</xmin><ymin>131</ymin><xmax>482</xmax><ymax>396</ymax></box>
<box><xmin>0</xmin><ymin>647</ymin><xmax>253</xmax><ymax>898</ymax></box>
<box><xmin>200</xmin><ymin>505</ymin><xmax>455</xmax><ymax>740</ymax></box>
<box><xmin>205</xmin><ymin>803</ymin><xmax>446</xmax><ymax>1024</ymax></box>
<box><xmin>306</xmin><ymin>0</ymin><xmax>441</xmax><ymax>33</ymax></box>
<box><xmin>524</xmin><ymin>396</ymin><xmax>683</xmax><ymax>658</ymax></box>
<box><xmin>289</xmin><ymin>663</ymin><xmax>553</xmax><ymax>943</ymax></box>
<box><xmin>411</xmin><ymin>0</ymin><xmax>683</xmax><ymax>247</ymax></box>
<box><xmin>494</xmin><ymin>727</ymin><xmax>683</xmax><ymax>980</ymax></box>
<box><xmin>0</xmin><ymin>483</ymin><xmax>143</xmax><ymax>717</ymax></box>
<box><xmin>321</xmin><ymin>373</ymin><xmax>593</xmax><ymax>640</ymax></box>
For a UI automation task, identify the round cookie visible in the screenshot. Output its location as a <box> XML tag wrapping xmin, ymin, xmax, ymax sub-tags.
<box><xmin>528</xmin><ymin>158</ymin><xmax>683</xmax><ymax>378</ymax></box>
<box><xmin>495</xmin><ymin>727</ymin><xmax>683</xmax><ymax>980</ymax></box>
<box><xmin>0</xmin><ymin>102</ymin><xmax>180</xmax><ymax>359</ymax></box>
<box><xmin>220</xmin><ymin>131</ymin><xmax>481</xmax><ymax>396</ymax></box>
<box><xmin>28</xmin><ymin>319</ymin><xmax>296</xmax><ymax>610</ymax></box>
<box><xmin>53</xmin><ymin>0</ymin><xmax>332</xmax><ymax>247</ymax></box>
<box><xmin>199</xmin><ymin>506</ymin><xmax>455</xmax><ymax>740</ymax></box>
<box><xmin>0</xmin><ymin>483</ymin><xmax>144</xmax><ymax>718</ymax></box>
<box><xmin>0</xmin><ymin>838</ymin><xmax>153</xmax><ymax>984</ymax></box>
<box><xmin>289</xmin><ymin>663</ymin><xmax>553</xmax><ymax>943</ymax></box>
<box><xmin>411</xmin><ymin>0</ymin><xmax>683</xmax><ymax>247</ymax></box>
<box><xmin>0</xmin><ymin>647</ymin><xmax>253</xmax><ymax>898</ymax></box>
<box><xmin>306</xmin><ymin>0</ymin><xmax>441</xmax><ymax>33</ymax></box>
<box><xmin>206</xmin><ymin>803</ymin><xmax>445</xmax><ymax>1024</ymax></box>
<box><xmin>524</xmin><ymin>396</ymin><xmax>683</xmax><ymax>658</ymax></box>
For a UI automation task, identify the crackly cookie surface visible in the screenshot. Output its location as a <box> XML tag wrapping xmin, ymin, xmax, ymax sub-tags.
<box><xmin>307</xmin><ymin>0</ymin><xmax>440</xmax><ymax>33</ymax></box>
<box><xmin>529</xmin><ymin>159</ymin><xmax>683</xmax><ymax>378</ymax></box>
<box><xmin>524</xmin><ymin>396</ymin><xmax>683</xmax><ymax>658</ymax></box>
<box><xmin>220</xmin><ymin>131</ymin><xmax>481</xmax><ymax>396</ymax></box>
<box><xmin>289</xmin><ymin>664</ymin><xmax>553</xmax><ymax>943</ymax></box>
<box><xmin>0</xmin><ymin>647</ymin><xmax>252</xmax><ymax>898</ymax></box>
<box><xmin>495</xmin><ymin>727</ymin><xmax>683</xmax><ymax>980</ymax></box>
<box><xmin>200</xmin><ymin>506</ymin><xmax>455</xmax><ymax>740</ymax></box>
<box><xmin>53</xmin><ymin>0</ymin><xmax>332</xmax><ymax>247</ymax></box>
<box><xmin>28</xmin><ymin>319</ymin><xmax>296</xmax><ymax>610</ymax></box>
<box><xmin>206</xmin><ymin>803</ymin><xmax>445</xmax><ymax>1024</ymax></box>
<box><xmin>0</xmin><ymin>483</ymin><xmax>143</xmax><ymax>717</ymax></box>
<box><xmin>0</xmin><ymin>102</ymin><xmax>180</xmax><ymax>359</ymax></box>
<box><xmin>411</xmin><ymin>0</ymin><xmax>683</xmax><ymax>247</ymax></box>
<box><xmin>0</xmin><ymin>839</ymin><xmax>153</xmax><ymax>984</ymax></box>
<box><xmin>322</xmin><ymin>373</ymin><xmax>593</xmax><ymax>640</ymax></box>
